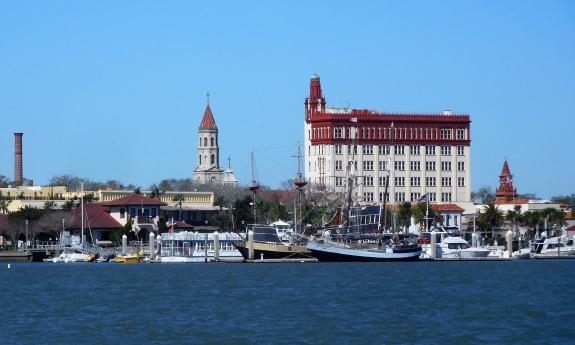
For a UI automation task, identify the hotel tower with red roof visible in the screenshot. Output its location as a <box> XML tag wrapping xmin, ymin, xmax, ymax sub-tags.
<box><xmin>304</xmin><ymin>74</ymin><xmax>472</xmax><ymax>207</ymax></box>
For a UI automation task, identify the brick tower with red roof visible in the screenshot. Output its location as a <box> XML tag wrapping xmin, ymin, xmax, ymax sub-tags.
<box><xmin>193</xmin><ymin>96</ymin><xmax>224</xmax><ymax>184</ymax></box>
<box><xmin>495</xmin><ymin>159</ymin><xmax>518</xmax><ymax>202</ymax></box>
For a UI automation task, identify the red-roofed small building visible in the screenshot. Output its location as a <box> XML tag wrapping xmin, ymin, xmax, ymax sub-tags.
<box><xmin>67</xmin><ymin>203</ymin><xmax>122</xmax><ymax>242</ymax></box>
<box><xmin>102</xmin><ymin>193</ymin><xmax>167</xmax><ymax>237</ymax></box>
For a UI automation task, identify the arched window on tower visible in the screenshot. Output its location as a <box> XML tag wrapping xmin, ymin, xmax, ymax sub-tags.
<box><xmin>211</xmin><ymin>137</ymin><xmax>214</xmax><ymax>146</ymax></box>
<box><xmin>199</xmin><ymin>155</ymin><xmax>202</xmax><ymax>164</ymax></box>
<box><xmin>210</xmin><ymin>154</ymin><xmax>214</xmax><ymax>165</ymax></box>
<box><xmin>199</xmin><ymin>138</ymin><xmax>201</xmax><ymax>147</ymax></box>
<box><xmin>204</xmin><ymin>137</ymin><xmax>208</xmax><ymax>147</ymax></box>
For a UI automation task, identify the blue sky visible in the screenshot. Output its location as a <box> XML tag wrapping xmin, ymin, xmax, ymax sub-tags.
<box><xmin>0</xmin><ymin>1</ymin><xmax>573</xmax><ymax>198</ymax></box>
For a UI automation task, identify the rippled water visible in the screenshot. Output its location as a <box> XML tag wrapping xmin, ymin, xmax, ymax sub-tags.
<box><xmin>1</xmin><ymin>260</ymin><xmax>574</xmax><ymax>344</ymax></box>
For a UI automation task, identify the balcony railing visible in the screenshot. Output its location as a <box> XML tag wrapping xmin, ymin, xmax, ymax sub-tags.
<box><xmin>136</xmin><ymin>216</ymin><xmax>155</xmax><ymax>224</ymax></box>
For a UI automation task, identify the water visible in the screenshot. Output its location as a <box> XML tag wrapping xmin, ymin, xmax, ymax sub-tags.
<box><xmin>1</xmin><ymin>261</ymin><xmax>574</xmax><ymax>345</ymax></box>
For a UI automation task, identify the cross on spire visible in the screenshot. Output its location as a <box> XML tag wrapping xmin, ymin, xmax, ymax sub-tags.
<box><xmin>206</xmin><ymin>92</ymin><xmax>210</xmax><ymax>105</ymax></box>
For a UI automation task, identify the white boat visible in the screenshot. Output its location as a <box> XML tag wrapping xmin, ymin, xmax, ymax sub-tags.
<box><xmin>531</xmin><ymin>236</ymin><xmax>575</xmax><ymax>259</ymax></box>
<box><xmin>46</xmin><ymin>249</ymin><xmax>93</xmax><ymax>263</ymax></box>
<box><xmin>419</xmin><ymin>230</ymin><xmax>490</xmax><ymax>259</ymax></box>
<box><xmin>160</xmin><ymin>231</ymin><xmax>244</xmax><ymax>263</ymax></box>
<box><xmin>47</xmin><ymin>182</ymin><xmax>94</xmax><ymax>263</ymax></box>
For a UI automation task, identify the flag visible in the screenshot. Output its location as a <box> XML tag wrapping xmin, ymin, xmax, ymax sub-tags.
<box><xmin>350</xmin><ymin>117</ymin><xmax>357</xmax><ymax>123</ymax></box>
<box><xmin>415</xmin><ymin>194</ymin><xmax>427</xmax><ymax>202</ymax></box>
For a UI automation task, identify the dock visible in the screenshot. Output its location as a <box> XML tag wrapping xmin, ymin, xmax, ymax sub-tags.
<box><xmin>0</xmin><ymin>252</ymin><xmax>33</xmax><ymax>262</ymax></box>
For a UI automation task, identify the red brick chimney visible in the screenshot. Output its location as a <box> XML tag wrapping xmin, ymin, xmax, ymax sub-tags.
<box><xmin>14</xmin><ymin>132</ymin><xmax>23</xmax><ymax>186</ymax></box>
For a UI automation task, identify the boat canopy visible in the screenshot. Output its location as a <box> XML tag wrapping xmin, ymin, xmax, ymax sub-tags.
<box><xmin>252</xmin><ymin>226</ymin><xmax>282</xmax><ymax>243</ymax></box>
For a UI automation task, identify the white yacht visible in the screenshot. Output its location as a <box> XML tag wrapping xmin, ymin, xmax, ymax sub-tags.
<box><xmin>419</xmin><ymin>229</ymin><xmax>490</xmax><ymax>259</ymax></box>
<box><xmin>160</xmin><ymin>231</ymin><xmax>244</xmax><ymax>263</ymax></box>
<box><xmin>531</xmin><ymin>236</ymin><xmax>575</xmax><ymax>259</ymax></box>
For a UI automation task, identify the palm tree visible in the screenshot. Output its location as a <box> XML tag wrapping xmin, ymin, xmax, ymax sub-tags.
<box><xmin>505</xmin><ymin>205</ymin><xmax>523</xmax><ymax>235</ymax></box>
<box><xmin>479</xmin><ymin>202</ymin><xmax>504</xmax><ymax>244</ymax></box>
<box><xmin>0</xmin><ymin>193</ymin><xmax>11</xmax><ymax>214</ymax></box>
<box><xmin>172</xmin><ymin>194</ymin><xmax>185</xmax><ymax>221</ymax></box>
<box><xmin>522</xmin><ymin>210</ymin><xmax>542</xmax><ymax>241</ymax></box>
<box><xmin>412</xmin><ymin>202</ymin><xmax>439</xmax><ymax>231</ymax></box>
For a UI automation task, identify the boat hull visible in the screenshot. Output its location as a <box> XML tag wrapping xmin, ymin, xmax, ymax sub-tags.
<box><xmin>234</xmin><ymin>241</ymin><xmax>312</xmax><ymax>260</ymax></box>
<box><xmin>160</xmin><ymin>254</ymin><xmax>244</xmax><ymax>263</ymax></box>
<box><xmin>307</xmin><ymin>242</ymin><xmax>421</xmax><ymax>262</ymax></box>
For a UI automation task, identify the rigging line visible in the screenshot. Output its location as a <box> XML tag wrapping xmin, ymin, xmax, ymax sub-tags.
<box><xmin>250</xmin><ymin>144</ymin><xmax>298</xmax><ymax>151</ymax></box>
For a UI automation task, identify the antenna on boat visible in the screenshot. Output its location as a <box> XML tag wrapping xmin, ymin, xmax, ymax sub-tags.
<box><xmin>247</xmin><ymin>149</ymin><xmax>260</xmax><ymax>223</ymax></box>
<box><xmin>292</xmin><ymin>141</ymin><xmax>307</xmax><ymax>234</ymax></box>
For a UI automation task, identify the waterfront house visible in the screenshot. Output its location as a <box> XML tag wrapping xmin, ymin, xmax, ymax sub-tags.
<box><xmin>101</xmin><ymin>194</ymin><xmax>167</xmax><ymax>238</ymax></box>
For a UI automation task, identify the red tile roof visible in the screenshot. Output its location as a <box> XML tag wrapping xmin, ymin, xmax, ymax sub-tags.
<box><xmin>431</xmin><ymin>204</ymin><xmax>465</xmax><ymax>212</ymax></box>
<box><xmin>199</xmin><ymin>104</ymin><xmax>217</xmax><ymax>130</ymax></box>
<box><xmin>101</xmin><ymin>194</ymin><xmax>167</xmax><ymax>207</ymax></box>
<box><xmin>69</xmin><ymin>203</ymin><xmax>122</xmax><ymax>229</ymax></box>
<box><xmin>168</xmin><ymin>220</ymin><xmax>194</xmax><ymax>231</ymax></box>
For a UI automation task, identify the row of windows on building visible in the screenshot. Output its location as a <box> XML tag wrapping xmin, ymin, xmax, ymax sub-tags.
<box><xmin>316</xmin><ymin>126</ymin><xmax>467</xmax><ymax>141</ymax></box>
<box><xmin>335</xmin><ymin>176</ymin><xmax>465</xmax><ymax>187</ymax></box>
<box><xmin>199</xmin><ymin>137</ymin><xmax>217</xmax><ymax>147</ymax></box>
<box><xmin>317</xmin><ymin>144</ymin><xmax>466</xmax><ymax>156</ymax></box>
<box><xmin>120</xmin><ymin>207</ymin><xmax>158</xmax><ymax>219</ymax></box>
<box><xmin>361</xmin><ymin>192</ymin><xmax>453</xmax><ymax>203</ymax></box>
<box><xmin>335</xmin><ymin>160</ymin><xmax>466</xmax><ymax>172</ymax></box>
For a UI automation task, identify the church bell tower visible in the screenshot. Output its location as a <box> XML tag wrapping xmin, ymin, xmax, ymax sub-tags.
<box><xmin>193</xmin><ymin>96</ymin><xmax>223</xmax><ymax>184</ymax></box>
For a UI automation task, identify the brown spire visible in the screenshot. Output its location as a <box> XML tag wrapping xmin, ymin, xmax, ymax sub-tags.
<box><xmin>500</xmin><ymin>159</ymin><xmax>511</xmax><ymax>177</ymax></box>
<box><xmin>199</xmin><ymin>104</ymin><xmax>217</xmax><ymax>130</ymax></box>
<box><xmin>495</xmin><ymin>159</ymin><xmax>517</xmax><ymax>202</ymax></box>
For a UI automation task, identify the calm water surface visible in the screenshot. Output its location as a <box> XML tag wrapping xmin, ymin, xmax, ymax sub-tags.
<box><xmin>1</xmin><ymin>260</ymin><xmax>574</xmax><ymax>344</ymax></box>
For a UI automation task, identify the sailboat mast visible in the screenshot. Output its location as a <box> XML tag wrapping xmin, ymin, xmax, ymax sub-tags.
<box><xmin>81</xmin><ymin>181</ymin><xmax>84</xmax><ymax>248</ymax></box>
<box><xmin>248</xmin><ymin>149</ymin><xmax>260</xmax><ymax>223</ymax></box>
<box><xmin>293</xmin><ymin>141</ymin><xmax>307</xmax><ymax>234</ymax></box>
<box><xmin>344</xmin><ymin>120</ymin><xmax>358</xmax><ymax>227</ymax></box>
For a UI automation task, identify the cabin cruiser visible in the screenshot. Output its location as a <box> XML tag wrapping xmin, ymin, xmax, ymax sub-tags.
<box><xmin>234</xmin><ymin>221</ymin><xmax>312</xmax><ymax>260</ymax></box>
<box><xmin>531</xmin><ymin>236</ymin><xmax>575</xmax><ymax>259</ymax></box>
<box><xmin>419</xmin><ymin>228</ymin><xmax>490</xmax><ymax>259</ymax></box>
<box><xmin>160</xmin><ymin>231</ymin><xmax>244</xmax><ymax>263</ymax></box>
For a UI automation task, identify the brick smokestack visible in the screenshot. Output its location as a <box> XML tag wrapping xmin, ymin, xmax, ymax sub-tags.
<box><xmin>14</xmin><ymin>132</ymin><xmax>23</xmax><ymax>186</ymax></box>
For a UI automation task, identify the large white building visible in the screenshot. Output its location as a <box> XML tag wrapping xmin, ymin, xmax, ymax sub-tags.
<box><xmin>304</xmin><ymin>74</ymin><xmax>472</xmax><ymax>208</ymax></box>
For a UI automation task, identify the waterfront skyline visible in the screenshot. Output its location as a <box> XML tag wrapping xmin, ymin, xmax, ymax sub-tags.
<box><xmin>0</xmin><ymin>1</ymin><xmax>573</xmax><ymax>198</ymax></box>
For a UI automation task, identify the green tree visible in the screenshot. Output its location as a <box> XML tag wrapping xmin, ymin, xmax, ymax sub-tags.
<box><xmin>522</xmin><ymin>210</ymin><xmax>542</xmax><ymax>240</ymax></box>
<box><xmin>397</xmin><ymin>202</ymin><xmax>412</xmax><ymax>231</ymax></box>
<box><xmin>479</xmin><ymin>202</ymin><xmax>504</xmax><ymax>244</ymax></box>
<box><xmin>412</xmin><ymin>202</ymin><xmax>440</xmax><ymax>231</ymax></box>
<box><xmin>172</xmin><ymin>194</ymin><xmax>185</xmax><ymax>221</ymax></box>
<box><xmin>505</xmin><ymin>205</ymin><xmax>523</xmax><ymax>238</ymax></box>
<box><xmin>149</xmin><ymin>185</ymin><xmax>161</xmax><ymax>199</ymax></box>
<box><xmin>0</xmin><ymin>192</ymin><xmax>12</xmax><ymax>214</ymax></box>
<box><xmin>471</xmin><ymin>186</ymin><xmax>495</xmax><ymax>204</ymax></box>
